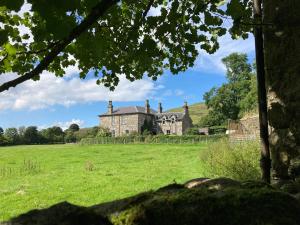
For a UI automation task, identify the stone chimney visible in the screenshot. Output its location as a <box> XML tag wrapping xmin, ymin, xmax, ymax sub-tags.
<box><xmin>145</xmin><ymin>99</ymin><xmax>150</xmax><ymax>114</ymax></box>
<box><xmin>108</xmin><ymin>100</ymin><xmax>113</xmax><ymax>114</ymax></box>
<box><xmin>158</xmin><ymin>102</ymin><xmax>163</xmax><ymax>113</ymax></box>
<box><xmin>183</xmin><ymin>101</ymin><xmax>189</xmax><ymax>115</ymax></box>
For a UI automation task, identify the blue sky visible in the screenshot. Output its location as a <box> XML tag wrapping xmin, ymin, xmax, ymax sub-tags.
<box><xmin>0</xmin><ymin>33</ymin><xmax>255</xmax><ymax>130</ymax></box>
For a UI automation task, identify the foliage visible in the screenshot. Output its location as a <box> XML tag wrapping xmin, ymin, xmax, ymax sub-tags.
<box><xmin>208</xmin><ymin>125</ymin><xmax>227</xmax><ymax>135</ymax></box>
<box><xmin>64</xmin><ymin>130</ymin><xmax>77</xmax><ymax>143</ymax></box>
<box><xmin>23</xmin><ymin>126</ymin><xmax>39</xmax><ymax>144</ymax></box>
<box><xmin>201</xmin><ymin>53</ymin><xmax>257</xmax><ymax>126</ymax></box>
<box><xmin>0</xmin><ymin>0</ymin><xmax>253</xmax><ymax>92</ymax></box>
<box><xmin>141</xmin><ymin>119</ymin><xmax>154</xmax><ymax>135</ymax></box>
<box><xmin>0</xmin><ymin>143</ymin><xmax>206</xmax><ymax>220</ymax></box>
<box><xmin>80</xmin><ymin>134</ymin><xmax>226</xmax><ymax>145</ymax></box>
<box><xmin>199</xmin><ymin>139</ymin><xmax>260</xmax><ymax>180</ymax></box>
<box><xmin>184</xmin><ymin>127</ymin><xmax>201</xmax><ymax>135</ymax></box>
<box><xmin>39</xmin><ymin>126</ymin><xmax>65</xmax><ymax>143</ymax></box>
<box><xmin>0</xmin><ymin>134</ymin><xmax>9</xmax><ymax>146</ymax></box>
<box><xmin>0</xmin><ymin>127</ymin><xmax>3</xmax><ymax>135</ymax></box>
<box><xmin>4</xmin><ymin>127</ymin><xmax>19</xmax><ymax>144</ymax></box>
<box><xmin>68</xmin><ymin>123</ymin><xmax>80</xmax><ymax>132</ymax></box>
<box><xmin>96</xmin><ymin>126</ymin><xmax>111</xmax><ymax>137</ymax></box>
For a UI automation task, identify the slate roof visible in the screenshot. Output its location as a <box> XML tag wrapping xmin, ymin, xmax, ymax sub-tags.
<box><xmin>155</xmin><ymin>112</ymin><xmax>185</xmax><ymax>121</ymax></box>
<box><xmin>99</xmin><ymin>106</ymin><xmax>156</xmax><ymax>116</ymax></box>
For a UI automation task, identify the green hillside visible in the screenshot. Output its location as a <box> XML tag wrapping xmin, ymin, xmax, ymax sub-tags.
<box><xmin>168</xmin><ymin>102</ymin><xmax>208</xmax><ymax>125</ymax></box>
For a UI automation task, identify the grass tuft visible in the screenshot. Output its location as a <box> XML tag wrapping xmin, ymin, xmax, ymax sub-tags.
<box><xmin>199</xmin><ymin>139</ymin><xmax>261</xmax><ymax>181</ymax></box>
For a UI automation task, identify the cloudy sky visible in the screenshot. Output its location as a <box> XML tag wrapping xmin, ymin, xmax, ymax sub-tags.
<box><xmin>0</xmin><ymin>6</ymin><xmax>255</xmax><ymax>130</ymax></box>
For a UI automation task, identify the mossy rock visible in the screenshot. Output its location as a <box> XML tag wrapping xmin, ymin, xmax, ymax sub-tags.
<box><xmin>110</xmin><ymin>186</ymin><xmax>300</xmax><ymax>225</ymax></box>
<box><xmin>4</xmin><ymin>181</ymin><xmax>300</xmax><ymax>225</ymax></box>
<box><xmin>3</xmin><ymin>202</ymin><xmax>111</xmax><ymax>225</ymax></box>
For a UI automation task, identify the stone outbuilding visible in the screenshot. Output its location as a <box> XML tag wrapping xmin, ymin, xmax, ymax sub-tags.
<box><xmin>99</xmin><ymin>100</ymin><xmax>192</xmax><ymax>136</ymax></box>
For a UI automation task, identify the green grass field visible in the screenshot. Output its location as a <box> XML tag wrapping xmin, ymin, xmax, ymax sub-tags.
<box><xmin>0</xmin><ymin>143</ymin><xmax>207</xmax><ymax>221</ymax></box>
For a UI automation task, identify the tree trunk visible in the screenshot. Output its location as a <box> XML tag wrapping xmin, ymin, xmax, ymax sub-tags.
<box><xmin>254</xmin><ymin>0</ymin><xmax>271</xmax><ymax>183</ymax></box>
<box><xmin>263</xmin><ymin>0</ymin><xmax>300</xmax><ymax>181</ymax></box>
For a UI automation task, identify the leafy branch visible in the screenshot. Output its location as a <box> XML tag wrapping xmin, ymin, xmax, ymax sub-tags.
<box><xmin>0</xmin><ymin>0</ymin><xmax>119</xmax><ymax>92</ymax></box>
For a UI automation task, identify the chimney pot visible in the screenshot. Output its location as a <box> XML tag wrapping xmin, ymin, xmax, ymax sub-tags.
<box><xmin>158</xmin><ymin>102</ymin><xmax>163</xmax><ymax>113</ymax></box>
<box><xmin>145</xmin><ymin>100</ymin><xmax>150</xmax><ymax>114</ymax></box>
<box><xmin>108</xmin><ymin>100</ymin><xmax>113</xmax><ymax>114</ymax></box>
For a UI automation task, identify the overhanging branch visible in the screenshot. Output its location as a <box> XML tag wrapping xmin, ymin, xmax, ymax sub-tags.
<box><xmin>0</xmin><ymin>0</ymin><xmax>119</xmax><ymax>93</ymax></box>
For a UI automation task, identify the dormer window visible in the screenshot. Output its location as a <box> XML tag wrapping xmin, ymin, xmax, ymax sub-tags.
<box><xmin>171</xmin><ymin>116</ymin><xmax>176</xmax><ymax>123</ymax></box>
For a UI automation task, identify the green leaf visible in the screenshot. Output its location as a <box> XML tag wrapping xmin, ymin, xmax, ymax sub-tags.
<box><xmin>0</xmin><ymin>29</ymin><xmax>8</xmax><ymax>45</ymax></box>
<box><xmin>0</xmin><ymin>0</ymin><xmax>24</xmax><ymax>11</ymax></box>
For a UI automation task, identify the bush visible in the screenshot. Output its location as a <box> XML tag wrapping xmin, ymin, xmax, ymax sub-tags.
<box><xmin>80</xmin><ymin>134</ymin><xmax>226</xmax><ymax>145</ymax></box>
<box><xmin>208</xmin><ymin>125</ymin><xmax>227</xmax><ymax>134</ymax></box>
<box><xmin>199</xmin><ymin>139</ymin><xmax>261</xmax><ymax>181</ymax></box>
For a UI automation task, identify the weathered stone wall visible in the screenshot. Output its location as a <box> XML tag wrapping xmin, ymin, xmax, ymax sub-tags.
<box><xmin>263</xmin><ymin>0</ymin><xmax>300</xmax><ymax>180</ymax></box>
<box><xmin>182</xmin><ymin>114</ymin><xmax>193</xmax><ymax>134</ymax></box>
<box><xmin>100</xmin><ymin>114</ymin><xmax>154</xmax><ymax>136</ymax></box>
<box><xmin>240</xmin><ymin>116</ymin><xmax>260</xmax><ymax>137</ymax></box>
<box><xmin>158</xmin><ymin>121</ymin><xmax>183</xmax><ymax>135</ymax></box>
<box><xmin>100</xmin><ymin>114</ymin><xmax>139</xmax><ymax>136</ymax></box>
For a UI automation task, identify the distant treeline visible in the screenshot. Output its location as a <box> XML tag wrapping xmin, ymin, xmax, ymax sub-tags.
<box><xmin>0</xmin><ymin>124</ymin><xmax>111</xmax><ymax>146</ymax></box>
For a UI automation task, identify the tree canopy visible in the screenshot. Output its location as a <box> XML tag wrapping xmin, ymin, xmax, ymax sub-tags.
<box><xmin>0</xmin><ymin>0</ymin><xmax>253</xmax><ymax>92</ymax></box>
<box><xmin>200</xmin><ymin>53</ymin><xmax>257</xmax><ymax>126</ymax></box>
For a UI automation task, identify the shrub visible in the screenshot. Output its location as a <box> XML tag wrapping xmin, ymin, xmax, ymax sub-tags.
<box><xmin>199</xmin><ymin>138</ymin><xmax>261</xmax><ymax>181</ymax></box>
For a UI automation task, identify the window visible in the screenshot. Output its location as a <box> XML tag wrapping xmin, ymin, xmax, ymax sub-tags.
<box><xmin>167</xmin><ymin>130</ymin><xmax>171</xmax><ymax>135</ymax></box>
<box><xmin>125</xmin><ymin>130</ymin><xmax>129</xmax><ymax>134</ymax></box>
<box><xmin>111</xmin><ymin>130</ymin><xmax>115</xmax><ymax>137</ymax></box>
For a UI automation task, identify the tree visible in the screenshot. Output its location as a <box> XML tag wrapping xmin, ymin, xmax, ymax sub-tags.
<box><xmin>68</xmin><ymin>124</ymin><xmax>80</xmax><ymax>132</ymax></box>
<box><xmin>262</xmin><ymin>0</ymin><xmax>300</xmax><ymax>181</ymax></box>
<box><xmin>200</xmin><ymin>53</ymin><xmax>256</xmax><ymax>126</ymax></box>
<box><xmin>0</xmin><ymin>0</ymin><xmax>252</xmax><ymax>92</ymax></box>
<box><xmin>23</xmin><ymin>126</ymin><xmax>39</xmax><ymax>144</ymax></box>
<box><xmin>40</xmin><ymin>126</ymin><xmax>64</xmax><ymax>143</ymax></box>
<box><xmin>4</xmin><ymin>127</ymin><xmax>19</xmax><ymax>144</ymax></box>
<box><xmin>0</xmin><ymin>127</ymin><xmax>3</xmax><ymax>135</ymax></box>
<box><xmin>64</xmin><ymin>131</ymin><xmax>77</xmax><ymax>143</ymax></box>
<box><xmin>97</xmin><ymin>127</ymin><xmax>111</xmax><ymax>137</ymax></box>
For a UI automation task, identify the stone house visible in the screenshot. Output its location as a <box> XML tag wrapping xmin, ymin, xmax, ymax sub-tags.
<box><xmin>99</xmin><ymin>100</ymin><xmax>192</xmax><ymax>136</ymax></box>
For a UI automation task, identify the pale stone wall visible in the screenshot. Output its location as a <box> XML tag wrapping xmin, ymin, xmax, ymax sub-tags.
<box><xmin>100</xmin><ymin>111</ymin><xmax>192</xmax><ymax>136</ymax></box>
<box><xmin>182</xmin><ymin>114</ymin><xmax>193</xmax><ymax>134</ymax></box>
<box><xmin>158</xmin><ymin>121</ymin><xmax>183</xmax><ymax>135</ymax></box>
<box><xmin>100</xmin><ymin>113</ymin><xmax>154</xmax><ymax>136</ymax></box>
<box><xmin>100</xmin><ymin>114</ymin><xmax>139</xmax><ymax>136</ymax></box>
<box><xmin>264</xmin><ymin>0</ymin><xmax>300</xmax><ymax>180</ymax></box>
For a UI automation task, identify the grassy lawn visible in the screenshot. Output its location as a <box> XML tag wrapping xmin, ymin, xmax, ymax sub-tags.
<box><xmin>0</xmin><ymin>143</ymin><xmax>206</xmax><ymax>221</ymax></box>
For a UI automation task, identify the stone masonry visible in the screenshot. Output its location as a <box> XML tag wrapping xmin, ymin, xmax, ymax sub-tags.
<box><xmin>99</xmin><ymin>100</ymin><xmax>192</xmax><ymax>136</ymax></box>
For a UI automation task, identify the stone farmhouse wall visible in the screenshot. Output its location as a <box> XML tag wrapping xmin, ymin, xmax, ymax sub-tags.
<box><xmin>100</xmin><ymin>113</ymin><xmax>153</xmax><ymax>136</ymax></box>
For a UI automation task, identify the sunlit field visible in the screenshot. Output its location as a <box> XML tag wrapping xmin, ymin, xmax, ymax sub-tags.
<box><xmin>0</xmin><ymin>143</ymin><xmax>207</xmax><ymax>221</ymax></box>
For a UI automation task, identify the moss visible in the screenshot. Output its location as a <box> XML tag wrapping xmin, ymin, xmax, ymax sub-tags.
<box><xmin>111</xmin><ymin>185</ymin><xmax>300</xmax><ymax>225</ymax></box>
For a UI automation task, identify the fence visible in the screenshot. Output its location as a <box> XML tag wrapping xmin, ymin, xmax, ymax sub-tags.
<box><xmin>80</xmin><ymin>134</ymin><xmax>227</xmax><ymax>145</ymax></box>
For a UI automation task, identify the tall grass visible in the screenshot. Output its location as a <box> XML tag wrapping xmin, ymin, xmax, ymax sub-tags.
<box><xmin>199</xmin><ymin>139</ymin><xmax>261</xmax><ymax>181</ymax></box>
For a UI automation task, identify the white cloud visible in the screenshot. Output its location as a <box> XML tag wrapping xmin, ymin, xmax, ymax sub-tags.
<box><xmin>54</xmin><ymin>119</ymin><xmax>85</xmax><ymax>130</ymax></box>
<box><xmin>37</xmin><ymin>119</ymin><xmax>85</xmax><ymax>130</ymax></box>
<box><xmin>194</xmin><ymin>34</ymin><xmax>255</xmax><ymax>73</ymax></box>
<box><xmin>0</xmin><ymin>68</ymin><xmax>158</xmax><ymax>111</ymax></box>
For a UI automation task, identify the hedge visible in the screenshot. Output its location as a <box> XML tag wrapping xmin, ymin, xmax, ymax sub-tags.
<box><xmin>79</xmin><ymin>134</ymin><xmax>227</xmax><ymax>145</ymax></box>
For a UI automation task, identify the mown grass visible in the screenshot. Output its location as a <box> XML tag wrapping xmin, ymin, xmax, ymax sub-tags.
<box><xmin>0</xmin><ymin>143</ymin><xmax>206</xmax><ymax>221</ymax></box>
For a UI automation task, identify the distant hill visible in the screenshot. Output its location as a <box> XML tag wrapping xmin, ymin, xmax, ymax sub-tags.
<box><xmin>168</xmin><ymin>102</ymin><xmax>208</xmax><ymax>125</ymax></box>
